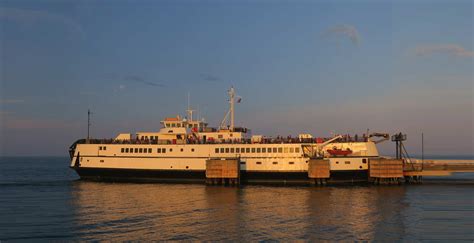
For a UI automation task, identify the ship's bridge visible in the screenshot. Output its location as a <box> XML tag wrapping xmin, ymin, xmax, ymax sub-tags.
<box><xmin>161</xmin><ymin>116</ymin><xmax>208</xmax><ymax>131</ymax></box>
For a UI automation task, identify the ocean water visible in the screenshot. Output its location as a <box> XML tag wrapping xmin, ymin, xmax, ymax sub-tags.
<box><xmin>0</xmin><ymin>157</ymin><xmax>473</xmax><ymax>241</ymax></box>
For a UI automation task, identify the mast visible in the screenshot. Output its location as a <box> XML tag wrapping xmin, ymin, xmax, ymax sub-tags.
<box><xmin>186</xmin><ymin>92</ymin><xmax>194</xmax><ymax>122</ymax></box>
<box><xmin>87</xmin><ymin>109</ymin><xmax>91</xmax><ymax>143</ymax></box>
<box><xmin>229</xmin><ymin>87</ymin><xmax>235</xmax><ymax>131</ymax></box>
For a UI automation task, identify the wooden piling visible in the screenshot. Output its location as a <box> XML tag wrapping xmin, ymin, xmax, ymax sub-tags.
<box><xmin>308</xmin><ymin>159</ymin><xmax>330</xmax><ymax>186</ymax></box>
<box><xmin>206</xmin><ymin>159</ymin><xmax>240</xmax><ymax>186</ymax></box>
<box><xmin>369</xmin><ymin>159</ymin><xmax>403</xmax><ymax>184</ymax></box>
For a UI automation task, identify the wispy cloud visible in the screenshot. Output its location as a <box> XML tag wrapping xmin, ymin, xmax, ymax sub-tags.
<box><xmin>0</xmin><ymin>99</ymin><xmax>24</xmax><ymax>104</ymax></box>
<box><xmin>123</xmin><ymin>75</ymin><xmax>166</xmax><ymax>87</ymax></box>
<box><xmin>0</xmin><ymin>7</ymin><xmax>85</xmax><ymax>38</ymax></box>
<box><xmin>200</xmin><ymin>73</ymin><xmax>222</xmax><ymax>83</ymax></box>
<box><xmin>324</xmin><ymin>24</ymin><xmax>360</xmax><ymax>45</ymax></box>
<box><xmin>415</xmin><ymin>44</ymin><xmax>473</xmax><ymax>57</ymax></box>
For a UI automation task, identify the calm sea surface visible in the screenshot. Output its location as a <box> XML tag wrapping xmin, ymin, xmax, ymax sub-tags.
<box><xmin>0</xmin><ymin>157</ymin><xmax>473</xmax><ymax>241</ymax></box>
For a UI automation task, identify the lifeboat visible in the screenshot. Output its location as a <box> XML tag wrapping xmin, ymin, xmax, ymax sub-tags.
<box><xmin>327</xmin><ymin>147</ymin><xmax>353</xmax><ymax>156</ymax></box>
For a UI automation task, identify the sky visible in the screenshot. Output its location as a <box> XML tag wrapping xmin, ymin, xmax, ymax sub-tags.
<box><xmin>0</xmin><ymin>0</ymin><xmax>472</xmax><ymax>156</ymax></box>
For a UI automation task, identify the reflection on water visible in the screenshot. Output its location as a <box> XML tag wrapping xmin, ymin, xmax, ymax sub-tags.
<box><xmin>71</xmin><ymin>183</ymin><xmax>418</xmax><ymax>241</ymax></box>
<box><xmin>3</xmin><ymin>158</ymin><xmax>471</xmax><ymax>241</ymax></box>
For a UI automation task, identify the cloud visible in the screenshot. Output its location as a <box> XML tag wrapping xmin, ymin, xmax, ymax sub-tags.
<box><xmin>200</xmin><ymin>73</ymin><xmax>222</xmax><ymax>83</ymax></box>
<box><xmin>0</xmin><ymin>7</ymin><xmax>85</xmax><ymax>38</ymax></box>
<box><xmin>124</xmin><ymin>75</ymin><xmax>166</xmax><ymax>87</ymax></box>
<box><xmin>0</xmin><ymin>99</ymin><xmax>24</xmax><ymax>104</ymax></box>
<box><xmin>415</xmin><ymin>44</ymin><xmax>473</xmax><ymax>57</ymax></box>
<box><xmin>324</xmin><ymin>24</ymin><xmax>360</xmax><ymax>45</ymax></box>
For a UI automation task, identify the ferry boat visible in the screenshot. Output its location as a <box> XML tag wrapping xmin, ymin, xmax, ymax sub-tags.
<box><xmin>69</xmin><ymin>87</ymin><xmax>389</xmax><ymax>184</ymax></box>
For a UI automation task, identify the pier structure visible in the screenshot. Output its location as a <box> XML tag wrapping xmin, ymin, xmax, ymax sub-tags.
<box><xmin>307</xmin><ymin>159</ymin><xmax>330</xmax><ymax>185</ymax></box>
<box><xmin>205</xmin><ymin>158</ymin><xmax>240</xmax><ymax>186</ymax></box>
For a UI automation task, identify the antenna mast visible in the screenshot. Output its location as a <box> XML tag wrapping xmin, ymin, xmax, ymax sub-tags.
<box><xmin>229</xmin><ymin>87</ymin><xmax>235</xmax><ymax>131</ymax></box>
<box><xmin>186</xmin><ymin>92</ymin><xmax>194</xmax><ymax>122</ymax></box>
<box><xmin>87</xmin><ymin>109</ymin><xmax>91</xmax><ymax>143</ymax></box>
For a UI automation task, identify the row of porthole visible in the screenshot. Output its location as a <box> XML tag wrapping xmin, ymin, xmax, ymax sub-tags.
<box><xmin>240</xmin><ymin>161</ymin><xmax>295</xmax><ymax>165</ymax></box>
<box><xmin>334</xmin><ymin>159</ymin><xmax>367</xmax><ymax>164</ymax></box>
<box><xmin>120</xmin><ymin>147</ymin><xmax>196</xmax><ymax>154</ymax></box>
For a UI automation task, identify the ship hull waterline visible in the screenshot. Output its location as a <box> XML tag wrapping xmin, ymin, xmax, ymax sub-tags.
<box><xmin>71</xmin><ymin>167</ymin><xmax>369</xmax><ymax>185</ymax></box>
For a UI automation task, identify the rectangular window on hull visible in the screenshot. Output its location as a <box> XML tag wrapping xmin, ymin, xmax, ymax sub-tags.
<box><xmin>121</xmin><ymin>148</ymin><xmax>124</xmax><ymax>153</ymax></box>
<box><xmin>278</xmin><ymin>147</ymin><xmax>283</xmax><ymax>153</ymax></box>
<box><xmin>230</xmin><ymin>148</ymin><xmax>235</xmax><ymax>153</ymax></box>
<box><xmin>236</xmin><ymin>148</ymin><xmax>240</xmax><ymax>153</ymax></box>
<box><xmin>148</xmin><ymin>148</ymin><xmax>152</xmax><ymax>153</ymax></box>
<box><xmin>290</xmin><ymin>148</ymin><xmax>294</xmax><ymax>153</ymax></box>
<box><xmin>139</xmin><ymin>148</ymin><xmax>143</xmax><ymax>153</ymax></box>
<box><xmin>257</xmin><ymin>148</ymin><xmax>261</xmax><ymax>153</ymax></box>
<box><xmin>162</xmin><ymin>148</ymin><xmax>166</xmax><ymax>153</ymax></box>
<box><xmin>273</xmin><ymin>148</ymin><xmax>277</xmax><ymax>153</ymax></box>
<box><xmin>262</xmin><ymin>148</ymin><xmax>266</xmax><ymax>153</ymax></box>
<box><xmin>284</xmin><ymin>147</ymin><xmax>289</xmax><ymax>153</ymax></box>
<box><xmin>220</xmin><ymin>148</ymin><xmax>224</xmax><ymax>153</ymax></box>
<box><xmin>225</xmin><ymin>148</ymin><xmax>230</xmax><ymax>153</ymax></box>
<box><xmin>158</xmin><ymin>148</ymin><xmax>161</xmax><ymax>153</ymax></box>
<box><xmin>241</xmin><ymin>148</ymin><xmax>245</xmax><ymax>153</ymax></box>
<box><xmin>251</xmin><ymin>148</ymin><xmax>255</xmax><ymax>153</ymax></box>
<box><xmin>125</xmin><ymin>148</ymin><xmax>129</xmax><ymax>153</ymax></box>
<box><xmin>135</xmin><ymin>148</ymin><xmax>138</xmax><ymax>153</ymax></box>
<box><xmin>246</xmin><ymin>148</ymin><xmax>250</xmax><ymax>153</ymax></box>
<box><xmin>215</xmin><ymin>148</ymin><xmax>219</xmax><ymax>153</ymax></box>
<box><xmin>295</xmin><ymin>148</ymin><xmax>300</xmax><ymax>153</ymax></box>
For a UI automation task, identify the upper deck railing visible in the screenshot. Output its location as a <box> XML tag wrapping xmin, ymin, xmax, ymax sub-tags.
<box><xmin>76</xmin><ymin>134</ymin><xmax>370</xmax><ymax>145</ymax></box>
